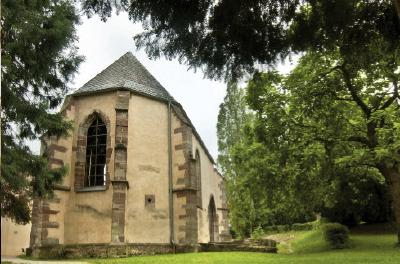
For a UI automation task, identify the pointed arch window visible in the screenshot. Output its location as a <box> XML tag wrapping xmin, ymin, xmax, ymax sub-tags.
<box><xmin>85</xmin><ymin>116</ymin><xmax>107</xmax><ymax>187</ymax></box>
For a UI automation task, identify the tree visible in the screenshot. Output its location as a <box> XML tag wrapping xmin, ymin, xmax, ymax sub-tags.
<box><xmin>217</xmin><ymin>83</ymin><xmax>258</xmax><ymax>237</ymax></box>
<box><xmin>1</xmin><ymin>0</ymin><xmax>83</xmax><ymax>224</ymax></box>
<box><xmin>80</xmin><ymin>0</ymin><xmax>399</xmax><ymax>79</ymax></box>
<box><xmin>217</xmin><ymin>82</ymin><xmax>250</xmax><ymax>176</ymax></box>
<box><xmin>246</xmin><ymin>41</ymin><xmax>399</xmax><ymax>241</ymax></box>
<box><xmin>217</xmin><ymin>82</ymin><xmax>322</xmax><ymax>237</ymax></box>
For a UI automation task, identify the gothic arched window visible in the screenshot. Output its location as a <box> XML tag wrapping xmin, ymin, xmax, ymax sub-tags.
<box><xmin>85</xmin><ymin>116</ymin><xmax>107</xmax><ymax>187</ymax></box>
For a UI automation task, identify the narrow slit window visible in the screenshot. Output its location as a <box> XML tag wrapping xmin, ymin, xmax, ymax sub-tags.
<box><xmin>85</xmin><ymin>116</ymin><xmax>107</xmax><ymax>187</ymax></box>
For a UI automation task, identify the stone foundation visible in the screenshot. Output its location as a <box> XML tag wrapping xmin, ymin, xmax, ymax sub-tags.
<box><xmin>29</xmin><ymin>240</ymin><xmax>277</xmax><ymax>259</ymax></box>
<box><xmin>30</xmin><ymin>243</ymin><xmax>174</xmax><ymax>259</ymax></box>
<box><xmin>200</xmin><ymin>239</ymin><xmax>277</xmax><ymax>253</ymax></box>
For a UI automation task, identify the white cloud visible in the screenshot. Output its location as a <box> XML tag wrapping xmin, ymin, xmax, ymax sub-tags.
<box><xmin>72</xmin><ymin>13</ymin><xmax>226</xmax><ymax>160</ymax></box>
<box><xmin>29</xmin><ymin>11</ymin><xmax>296</xmax><ymax>160</ymax></box>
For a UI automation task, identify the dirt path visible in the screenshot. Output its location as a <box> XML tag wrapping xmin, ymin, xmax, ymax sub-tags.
<box><xmin>265</xmin><ymin>233</ymin><xmax>295</xmax><ymax>253</ymax></box>
<box><xmin>1</xmin><ymin>256</ymin><xmax>88</xmax><ymax>264</ymax></box>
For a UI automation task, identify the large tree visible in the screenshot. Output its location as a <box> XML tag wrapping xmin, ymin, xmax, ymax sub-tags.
<box><xmin>1</xmin><ymin>0</ymin><xmax>83</xmax><ymax>224</ymax></box>
<box><xmin>217</xmin><ymin>82</ymin><xmax>325</xmax><ymax>237</ymax></box>
<box><xmin>81</xmin><ymin>0</ymin><xmax>399</xmax><ymax>79</ymax></box>
<box><xmin>246</xmin><ymin>40</ymin><xmax>399</xmax><ymax>241</ymax></box>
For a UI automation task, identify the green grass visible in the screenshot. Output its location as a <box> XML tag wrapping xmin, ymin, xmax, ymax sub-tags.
<box><xmin>84</xmin><ymin>230</ymin><xmax>399</xmax><ymax>264</ymax></box>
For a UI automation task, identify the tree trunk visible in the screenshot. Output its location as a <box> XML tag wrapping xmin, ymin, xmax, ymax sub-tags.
<box><xmin>394</xmin><ymin>0</ymin><xmax>400</xmax><ymax>20</ymax></box>
<box><xmin>379</xmin><ymin>162</ymin><xmax>400</xmax><ymax>244</ymax></box>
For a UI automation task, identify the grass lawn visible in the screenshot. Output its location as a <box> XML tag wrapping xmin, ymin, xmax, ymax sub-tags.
<box><xmin>85</xmin><ymin>226</ymin><xmax>400</xmax><ymax>264</ymax></box>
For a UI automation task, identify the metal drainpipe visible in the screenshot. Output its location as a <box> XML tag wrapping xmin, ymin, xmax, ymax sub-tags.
<box><xmin>168</xmin><ymin>101</ymin><xmax>175</xmax><ymax>249</ymax></box>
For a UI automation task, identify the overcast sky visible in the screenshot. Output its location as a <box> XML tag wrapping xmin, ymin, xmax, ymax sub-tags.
<box><xmin>72</xmin><ymin>12</ymin><xmax>228</xmax><ymax>160</ymax></box>
<box><xmin>30</xmin><ymin>11</ymin><xmax>296</xmax><ymax>159</ymax></box>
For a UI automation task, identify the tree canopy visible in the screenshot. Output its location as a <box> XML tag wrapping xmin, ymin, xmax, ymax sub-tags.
<box><xmin>81</xmin><ymin>0</ymin><xmax>399</xmax><ymax>79</ymax></box>
<box><xmin>1</xmin><ymin>0</ymin><xmax>83</xmax><ymax>223</ymax></box>
<box><xmin>218</xmin><ymin>38</ymin><xmax>399</xmax><ymax>240</ymax></box>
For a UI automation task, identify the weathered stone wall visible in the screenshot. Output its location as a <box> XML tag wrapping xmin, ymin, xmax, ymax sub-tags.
<box><xmin>124</xmin><ymin>94</ymin><xmax>170</xmax><ymax>243</ymax></box>
<box><xmin>30</xmin><ymin>97</ymin><xmax>76</xmax><ymax>255</ymax></box>
<box><xmin>190</xmin><ymin>137</ymin><xmax>231</xmax><ymax>243</ymax></box>
<box><xmin>29</xmin><ymin>89</ymin><xmax>231</xmax><ymax>255</ymax></box>
<box><xmin>33</xmin><ymin>243</ymin><xmax>174</xmax><ymax>259</ymax></box>
<box><xmin>217</xmin><ymin>176</ymin><xmax>231</xmax><ymax>241</ymax></box>
<box><xmin>171</xmin><ymin>111</ymin><xmax>198</xmax><ymax>245</ymax></box>
<box><xmin>64</xmin><ymin>91</ymin><xmax>116</xmax><ymax>245</ymax></box>
<box><xmin>111</xmin><ymin>90</ymin><xmax>130</xmax><ymax>243</ymax></box>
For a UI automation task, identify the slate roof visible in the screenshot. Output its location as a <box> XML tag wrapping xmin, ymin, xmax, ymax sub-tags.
<box><xmin>71</xmin><ymin>52</ymin><xmax>217</xmax><ymax>165</ymax></box>
<box><xmin>73</xmin><ymin>52</ymin><xmax>175</xmax><ymax>102</ymax></box>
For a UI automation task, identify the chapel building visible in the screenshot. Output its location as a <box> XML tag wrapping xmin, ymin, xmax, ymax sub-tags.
<box><xmin>29</xmin><ymin>52</ymin><xmax>230</xmax><ymax>257</ymax></box>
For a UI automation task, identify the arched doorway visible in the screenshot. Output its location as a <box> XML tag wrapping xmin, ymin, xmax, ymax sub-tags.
<box><xmin>208</xmin><ymin>196</ymin><xmax>219</xmax><ymax>242</ymax></box>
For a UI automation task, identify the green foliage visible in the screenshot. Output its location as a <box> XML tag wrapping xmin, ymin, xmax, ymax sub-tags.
<box><xmin>321</xmin><ymin>172</ymin><xmax>392</xmax><ymax>226</ymax></box>
<box><xmin>251</xmin><ymin>226</ymin><xmax>265</xmax><ymax>240</ymax></box>
<box><xmin>80</xmin><ymin>1</ymin><xmax>399</xmax><ymax>79</ymax></box>
<box><xmin>290</xmin><ymin>229</ymin><xmax>330</xmax><ymax>254</ymax></box>
<box><xmin>263</xmin><ymin>220</ymin><xmax>321</xmax><ymax>234</ymax></box>
<box><xmin>292</xmin><ymin>222</ymin><xmax>317</xmax><ymax>232</ymax></box>
<box><xmin>218</xmin><ymin>80</ymin><xmax>321</xmax><ymax>237</ymax></box>
<box><xmin>217</xmin><ymin>27</ymin><xmax>399</xmax><ymax>238</ymax></box>
<box><xmin>322</xmin><ymin>223</ymin><xmax>350</xmax><ymax>249</ymax></box>
<box><xmin>1</xmin><ymin>0</ymin><xmax>83</xmax><ymax>223</ymax></box>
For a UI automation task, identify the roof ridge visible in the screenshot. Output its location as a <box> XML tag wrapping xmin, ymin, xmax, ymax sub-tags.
<box><xmin>73</xmin><ymin>52</ymin><xmax>175</xmax><ymax>102</ymax></box>
<box><xmin>79</xmin><ymin>52</ymin><xmax>131</xmax><ymax>90</ymax></box>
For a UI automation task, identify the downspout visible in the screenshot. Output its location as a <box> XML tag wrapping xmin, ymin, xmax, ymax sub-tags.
<box><xmin>168</xmin><ymin>101</ymin><xmax>175</xmax><ymax>249</ymax></box>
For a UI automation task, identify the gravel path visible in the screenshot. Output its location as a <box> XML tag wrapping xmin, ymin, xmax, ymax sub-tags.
<box><xmin>1</xmin><ymin>256</ymin><xmax>88</xmax><ymax>264</ymax></box>
<box><xmin>266</xmin><ymin>233</ymin><xmax>295</xmax><ymax>253</ymax></box>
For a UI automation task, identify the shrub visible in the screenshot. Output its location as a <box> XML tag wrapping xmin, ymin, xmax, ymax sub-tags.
<box><xmin>251</xmin><ymin>226</ymin><xmax>265</xmax><ymax>240</ymax></box>
<box><xmin>292</xmin><ymin>222</ymin><xmax>314</xmax><ymax>231</ymax></box>
<box><xmin>276</xmin><ymin>225</ymin><xmax>290</xmax><ymax>233</ymax></box>
<box><xmin>322</xmin><ymin>223</ymin><xmax>350</xmax><ymax>249</ymax></box>
<box><xmin>263</xmin><ymin>219</ymin><xmax>322</xmax><ymax>234</ymax></box>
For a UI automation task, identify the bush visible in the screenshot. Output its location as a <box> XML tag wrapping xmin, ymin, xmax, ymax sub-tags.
<box><xmin>292</xmin><ymin>222</ymin><xmax>314</xmax><ymax>231</ymax></box>
<box><xmin>263</xmin><ymin>220</ymin><xmax>322</xmax><ymax>234</ymax></box>
<box><xmin>322</xmin><ymin>223</ymin><xmax>350</xmax><ymax>249</ymax></box>
<box><xmin>276</xmin><ymin>225</ymin><xmax>291</xmax><ymax>233</ymax></box>
<box><xmin>251</xmin><ymin>226</ymin><xmax>265</xmax><ymax>240</ymax></box>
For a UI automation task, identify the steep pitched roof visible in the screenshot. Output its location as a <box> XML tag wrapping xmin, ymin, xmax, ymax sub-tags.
<box><xmin>73</xmin><ymin>52</ymin><xmax>175</xmax><ymax>102</ymax></box>
<box><xmin>71</xmin><ymin>52</ymin><xmax>216</xmax><ymax>165</ymax></box>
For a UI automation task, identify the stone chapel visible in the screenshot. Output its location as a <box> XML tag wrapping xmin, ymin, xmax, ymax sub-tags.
<box><xmin>29</xmin><ymin>52</ymin><xmax>231</xmax><ymax>257</ymax></box>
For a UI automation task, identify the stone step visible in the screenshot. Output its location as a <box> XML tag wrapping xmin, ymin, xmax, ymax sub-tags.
<box><xmin>199</xmin><ymin>239</ymin><xmax>277</xmax><ymax>253</ymax></box>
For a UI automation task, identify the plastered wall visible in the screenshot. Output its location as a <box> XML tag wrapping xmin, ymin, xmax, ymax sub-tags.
<box><xmin>191</xmin><ymin>137</ymin><xmax>229</xmax><ymax>243</ymax></box>
<box><xmin>29</xmin><ymin>90</ymin><xmax>229</xmax><ymax>248</ymax></box>
<box><xmin>124</xmin><ymin>94</ymin><xmax>170</xmax><ymax>243</ymax></box>
<box><xmin>1</xmin><ymin>217</ymin><xmax>31</xmax><ymax>256</ymax></box>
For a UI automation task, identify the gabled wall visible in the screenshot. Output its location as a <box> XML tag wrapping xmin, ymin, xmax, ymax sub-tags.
<box><xmin>29</xmin><ymin>90</ymin><xmax>230</xmax><ymax>257</ymax></box>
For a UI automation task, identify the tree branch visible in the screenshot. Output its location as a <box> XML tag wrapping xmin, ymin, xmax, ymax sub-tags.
<box><xmin>339</xmin><ymin>65</ymin><xmax>371</xmax><ymax>117</ymax></box>
<box><xmin>380</xmin><ymin>79</ymin><xmax>399</xmax><ymax>110</ymax></box>
<box><xmin>332</xmin><ymin>96</ymin><xmax>353</xmax><ymax>102</ymax></box>
<box><xmin>394</xmin><ymin>0</ymin><xmax>400</xmax><ymax>21</ymax></box>
<box><xmin>311</xmin><ymin>65</ymin><xmax>342</xmax><ymax>86</ymax></box>
<box><xmin>347</xmin><ymin>136</ymin><xmax>370</xmax><ymax>147</ymax></box>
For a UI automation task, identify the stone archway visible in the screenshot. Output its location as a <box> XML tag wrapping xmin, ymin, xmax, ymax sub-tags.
<box><xmin>208</xmin><ymin>195</ymin><xmax>219</xmax><ymax>242</ymax></box>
